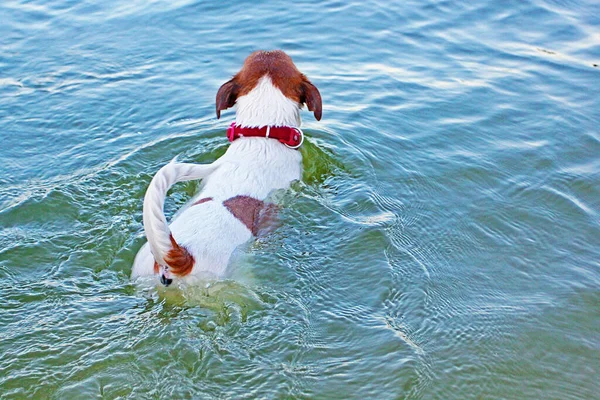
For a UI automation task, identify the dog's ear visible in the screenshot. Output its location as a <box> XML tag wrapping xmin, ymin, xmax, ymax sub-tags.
<box><xmin>216</xmin><ymin>78</ymin><xmax>239</xmax><ymax>119</ymax></box>
<box><xmin>301</xmin><ymin>78</ymin><xmax>322</xmax><ymax>121</ymax></box>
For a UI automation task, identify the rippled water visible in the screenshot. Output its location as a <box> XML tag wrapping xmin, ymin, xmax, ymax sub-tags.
<box><xmin>1</xmin><ymin>0</ymin><xmax>599</xmax><ymax>398</ymax></box>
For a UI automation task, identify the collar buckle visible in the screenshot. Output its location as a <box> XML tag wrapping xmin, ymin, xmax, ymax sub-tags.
<box><xmin>284</xmin><ymin>127</ymin><xmax>304</xmax><ymax>149</ymax></box>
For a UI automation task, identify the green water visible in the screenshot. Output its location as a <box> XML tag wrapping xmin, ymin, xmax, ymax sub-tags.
<box><xmin>1</xmin><ymin>0</ymin><xmax>599</xmax><ymax>398</ymax></box>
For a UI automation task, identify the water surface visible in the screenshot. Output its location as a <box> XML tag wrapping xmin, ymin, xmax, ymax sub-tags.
<box><xmin>1</xmin><ymin>0</ymin><xmax>599</xmax><ymax>398</ymax></box>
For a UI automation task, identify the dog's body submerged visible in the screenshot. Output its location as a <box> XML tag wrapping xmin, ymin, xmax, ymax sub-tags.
<box><xmin>131</xmin><ymin>51</ymin><xmax>321</xmax><ymax>284</ymax></box>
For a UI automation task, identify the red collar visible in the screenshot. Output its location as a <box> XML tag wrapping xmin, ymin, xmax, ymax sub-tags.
<box><xmin>226</xmin><ymin>122</ymin><xmax>304</xmax><ymax>149</ymax></box>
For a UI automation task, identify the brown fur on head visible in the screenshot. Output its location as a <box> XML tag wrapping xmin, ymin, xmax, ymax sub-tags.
<box><xmin>216</xmin><ymin>50</ymin><xmax>322</xmax><ymax>121</ymax></box>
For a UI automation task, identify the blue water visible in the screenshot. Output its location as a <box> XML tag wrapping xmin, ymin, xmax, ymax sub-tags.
<box><xmin>1</xmin><ymin>0</ymin><xmax>599</xmax><ymax>398</ymax></box>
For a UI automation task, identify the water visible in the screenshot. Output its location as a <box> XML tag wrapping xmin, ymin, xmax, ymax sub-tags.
<box><xmin>1</xmin><ymin>0</ymin><xmax>599</xmax><ymax>398</ymax></box>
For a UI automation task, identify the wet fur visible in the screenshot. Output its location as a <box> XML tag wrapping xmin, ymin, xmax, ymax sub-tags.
<box><xmin>132</xmin><ymin>50</ymin><xmax>321</xmax><ymax>284</ymax></box>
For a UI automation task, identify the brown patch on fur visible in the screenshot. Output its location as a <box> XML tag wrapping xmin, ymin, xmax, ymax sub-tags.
<box><xmin>153</xmin><ymin>261</ymin><xmax>160</xmax><ymax>274</ymax></box>
<box><xmin>223</xmin><ymin>196</ymin><xmax>263</xmax><ymax>235</ymax></box>
<box><xmin>192</xmin><ymin>197</ymin><xmax>212</xmax><ymax>206</ymax></box>
<box><xmin>223</xmin><ymin>195</ymin><xmax>279</xmax><ymax>236</ymax></box>
<box><xmin>216</xmin><ymin>50</ymin><xmax>322</xmax><ymax>121</ymax></box>
<box><xmin>163</xmin><ymin>234</ymin><xmax>195</xmax><ymax>276</ymax></box>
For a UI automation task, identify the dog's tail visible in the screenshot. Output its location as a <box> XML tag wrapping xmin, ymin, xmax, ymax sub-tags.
<box><xmin>143</xmin><ymin>158</ymin><xmax>219</xmax><ymax>275</ymax></box>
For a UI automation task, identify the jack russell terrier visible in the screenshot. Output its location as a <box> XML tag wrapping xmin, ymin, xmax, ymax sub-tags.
<box><xmin>131</xmin><ymin>50</ymin><xmax>322</xmax><ymax>286</ymax></box>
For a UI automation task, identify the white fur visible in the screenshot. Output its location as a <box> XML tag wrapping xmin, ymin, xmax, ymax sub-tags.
<box><xmin>132</xmin><ymin>77</ymin><xmax>303</xmax><ymax>283</ymax></box>
<box><xmin>235</xmin><ymin>76</ymin><xmax>302</xmax><ymax>128</ymax></box>
<box><xmin>141</xmin><ymin>160</ymin><xmax>220</xmax><ymax>267</ymax></box>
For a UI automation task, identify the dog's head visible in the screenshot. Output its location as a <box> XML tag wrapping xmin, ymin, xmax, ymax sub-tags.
<box><xmin>216</xmin><ymin>50</ymin><xmax>322</xmax><ymax>122</ymax></box>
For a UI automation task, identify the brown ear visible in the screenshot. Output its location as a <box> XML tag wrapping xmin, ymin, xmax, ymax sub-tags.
<box><xmin>216</xmin><ymin>78</ymin><xmax>239</xmax><ymax>119</ymax></box>
<box><xmin>301</xmin><ymin>79</ymin><xmax>322</xmax><ymax>121</ymax></box>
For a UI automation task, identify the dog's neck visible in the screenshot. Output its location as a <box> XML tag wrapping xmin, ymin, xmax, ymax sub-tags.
<box><xmin>234</xmin><ymin>76</ymin><xmax>302</xmax><ymax>128</ymax></box>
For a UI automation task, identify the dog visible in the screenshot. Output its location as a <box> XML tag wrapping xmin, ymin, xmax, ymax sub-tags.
<box><xmin>131</xmin><ymin>50</ymin><xmax>322</xmax><ymax>286</ymax></box>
